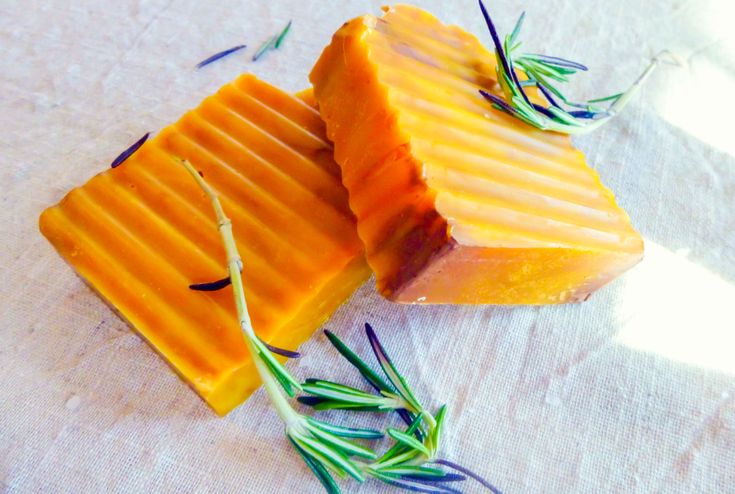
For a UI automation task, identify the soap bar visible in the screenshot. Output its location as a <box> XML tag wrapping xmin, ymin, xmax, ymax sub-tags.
<box><xmin>39</xmin><ymin>75</ymin><xmax>370</xmax><ymax>415</ymax></box>
<box><xmin>310</xmin><ymin>5</ymin><xmax>643</xmax><ymax>304</ymax></box>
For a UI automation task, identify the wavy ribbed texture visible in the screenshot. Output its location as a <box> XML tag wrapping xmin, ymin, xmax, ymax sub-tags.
<box><xmin>39</xmin><ymin>76</ymin><xmax>370</xmax><ymax>415</ymax></box>
<box><xmin>311</xmin><ymin>5</ymin><xmax>643</xmax><ymax>304</ymax></box>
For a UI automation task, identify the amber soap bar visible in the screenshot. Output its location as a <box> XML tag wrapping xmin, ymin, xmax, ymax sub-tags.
<box><xmin>311</xmin><ymin>5</ymin><xmax>643</xmax><ymax>304</ymax></box>
<box><xmin>40</xmin><ymin>75</ymin><xmax>370</xmax><ymax>415</ymax></box>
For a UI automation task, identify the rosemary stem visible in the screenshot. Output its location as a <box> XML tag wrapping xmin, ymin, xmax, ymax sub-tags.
<box><xmin>178</xmin><ymin>161</ymin><xmax>253</xmax><ymax>333</ymax></box>
<box><xmin>608</xmin><ymin>50</ymin><xmax>676</xmax><ymax>116</ymax></box>
<box><xmin>560</xmin><ymin>51</ymin><xmax>675</xmax><ymax>135</ymax></box>
<box><xmin>178</xmin><ymin>159</ymin><xmax>299</xmax><ymax>427</ymax></box>
<box><xmin>247</xmin><ymin>336</ymin><xmax>301</xmax><ymax>425</ymax></box>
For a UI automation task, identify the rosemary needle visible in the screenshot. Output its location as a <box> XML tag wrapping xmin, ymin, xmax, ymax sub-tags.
<box><xmin>195</xmin><ymin>44</ymin><xmax>247</xmax><ymax>69</ymax></box>
<box><xmin>110</xmin><ymin>132</ymin><xmax>149</xmax><ymax>168</ymax></box>
<box><xmin>188</xmin><ymin>276</ymin><xmax>232</xmax><ymax>291</ymax></box>
<box><xmin>252</xmin><ymin>21</ymin><xmax>292</xmax><ymax>61</ymax></box>
<box><xmin>275</xmin><ymin>20</ymin><xmax>292</xmax><ymax>49</ymax></box>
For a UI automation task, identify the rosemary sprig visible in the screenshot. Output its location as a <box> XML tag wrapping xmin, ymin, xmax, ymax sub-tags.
<box><xmin>178</xmin><ymin>158</ymin><xmax>499</xmax><ymax>493</ymax></box>
<box><xmin>252</xmin><ymin>21</ymin><xmax>292</xmax><ymax>61</ymax></box>
<box><xmin>300</xmin><ymin>324</ymin><xmax>501</xmax><ymax>493</ymax></box>
<box><xmin>478</xmin><ymin>0</ymin><xmax>676</xmax><ymax>134</ymax></box>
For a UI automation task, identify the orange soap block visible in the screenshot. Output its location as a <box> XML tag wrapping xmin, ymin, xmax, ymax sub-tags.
<box><xmin>39</xmin><ymin>75</ymin><xmax>370</xmax><ymax>415</ymax></box>
<box><xmin>310</xmin><ymin>5</ymin><xmax>643</xmax><ymax>304</ymax></box>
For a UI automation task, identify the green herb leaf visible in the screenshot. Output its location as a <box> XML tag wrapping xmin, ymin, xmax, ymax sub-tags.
<box><xmin>508</xmin><ymin>12</ymin><xmax>525</xmax><ymax>47</ymax></box>
<box><xmin>588</xmin><ymin>93</ymin><xmax>623</xmax><ymax>104</ymax></box>
<box><xmin>252</xmin><ymin>21</ymin><xmax>292</xmax><ymax>61</ymax></box>
<box><xmin>297</xmin><ymin>396</ymin><xmax>386</xmax><ymax>412</ymax></box>
<box><xmin>292</xmin><ymin>434</ymin><xmax>365</xmax><ymax>482</ymax></box>
<box><xmin>301</xmin><ymin>382</ymin><xmax>386</xmax><ymax>406</ymax></box>
<box><xmin>303</xmin><ymin>379</ymin><xmax>375</xmax><ymax>397</ymax></box>
<box><xmin>274</xmin><ymin>20</ymin><xmax>292</xmax><ymax>49</ymax></box>
<box><xmin>377</xmin><ymin>465</ymin><xmax>448</xmax><ymax>479</ymax></box>
<box><xmin>263</xmin><ymin>356</ymin><xmax>295</xmax><ymax>396</ymax></box>
<box><xmin>387</xmin><ymin>428</ymin><xmax>431</xmax><ymax>457</ymax></box>
<box><xmin>255</xmin><ymin>338</ymin><xmax>302</xmax><ymax>395</ymax></box>
<box><xmin>303</xmin><ymin>421</ymin><xmax>378</xmax><ymax>460</ymax></box>
<box><xmin>306</xmin><ymin>418</ymin><xmax>384</xmax><ymax>440</ymax></box>
<box><xmin>324</xmin><ymin>330</ymin><xmax>393</xmax><ymax>393</ymax></box>
<box><xmin>314</xmin><ymin>402</ymin><xmax>385</xmax><ymax>412</ymax></box>
<box><xmin>377</xmin><ymin>413</ymin><xmax>426</xmax><ymax>464</ymax></box>
<box><xmin>430</xmin><ymin>405</ymin><xmax>448</xmax><ymax>455</ymax></box>
<box><xmin>377</xmin><ymin>441</ymin><xmax>410</xmax><ymax>465</ymax></box>
<box><xmin>378</xmin><ymin>449</ymin><xmax>423</xmax><ymax>469</ymax></box>
<box><xmin>547</xmin><ymin>106</ymin><xmax>585</xmax><ymax>127</ymax></box>
<box><xmin>365</xmin><ymin>324</ymin><xmax>422</xmax><ymax>411</ymax></box>
<box><xmin>288</xmin><ymin>436</ymin><xmax>341</xmax><ymax>494</ymax></box>
<box><xmin>252</xmin><ymin>33</ymin><xmax>276</xmax><ymax>61</ymax></box>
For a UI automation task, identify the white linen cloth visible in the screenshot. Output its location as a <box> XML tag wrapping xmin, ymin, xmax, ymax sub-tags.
<box><xmin>1</xmin><ymin>0</ymin><xmax>734</xmax><ymax>492</ymax></box>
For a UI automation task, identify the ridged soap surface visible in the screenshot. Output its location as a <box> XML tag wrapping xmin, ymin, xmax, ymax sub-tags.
<box><xmin>311</xmin><ymin>5</ymin><xmax>644</xmax><ymax>304</ymax></box>
<box><xmin>39</xmin><ymin>76</ymin><xmax>370</xmax><ymax>415</ymax></box>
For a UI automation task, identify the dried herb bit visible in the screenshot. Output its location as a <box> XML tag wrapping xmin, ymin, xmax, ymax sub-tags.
<box><xmin>252</xmin><ymin>20</ymin><xmax>292</xmax><ymax>61</ymax></box>
<box><xmin>189</xmin><ymin>276</ymin><xmax>232</xmax><ymax>292</ymax></box>
<box><xmin>261</xmin><ymin>338</ymin><xmax>301</xmax><ymax>359</ymax></box>
<box><xmin>275</xmin><ymin>20</ymin><xmax>292</xmax><ymax>49</ymax></box>
<box><xmin>434</xmin><ymin>460</ymin><xmax>502</xmax><ymax>494</ymax></box>
<box><xmin>110</xmin><ymin>132</ymin><xmax>150</xmax><ymax>169</ymax></box>
<box><xmin>195</xmin><ymin>44</ymin><xmax>247</xmax><ymax>69</ymax></box>
<box><xmin>477</xmin><ymin>0</ymin><xmax>676</xmax><ymax>134</ymax></box>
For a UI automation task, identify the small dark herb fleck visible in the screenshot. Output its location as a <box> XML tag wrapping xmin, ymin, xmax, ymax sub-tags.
<box><xmin>189</xmin><ymin>276</ymin><xmax>232</xmax><ymax>291</ymax></box>
<box><xmin>261</xmin><ymin>339</ymin><xmax>301</xmax><ymax>359</ymax></box>
<box><xmin>110</xmin><ymin>133</ymin><xmax>150</xmax><ymax>168</ymax></box>
<box><xmin>196</xmin><ymin>44</ymin><xmax>247</xmax><ymax>69</ymax></box>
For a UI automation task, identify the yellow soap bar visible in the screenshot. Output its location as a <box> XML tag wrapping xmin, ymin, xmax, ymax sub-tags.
<box><xmin>310</xmin><ymin>5</ymin><xmax>643</xmax><ymax>304</ymax></box>
<box><xmin>39</xmin><ymin>75</ymin><xmax>370</xmax><ymax>415</ymax></box>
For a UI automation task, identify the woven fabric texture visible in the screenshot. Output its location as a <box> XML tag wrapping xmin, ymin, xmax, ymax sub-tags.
<box><xmin>1</xmin><ymin>0</ymin><xmax>734</xmax><ymax>492</ymax></box>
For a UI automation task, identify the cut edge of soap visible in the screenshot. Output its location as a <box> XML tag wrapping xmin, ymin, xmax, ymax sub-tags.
<box><xmin>310</xmin><ymin>6</ymin><xmax>645</xmax><ymax>305</ymax></box>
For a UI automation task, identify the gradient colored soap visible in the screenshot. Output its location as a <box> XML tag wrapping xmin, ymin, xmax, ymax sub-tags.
<box><xmin>39</xmin><ymin>75</ymin><xmax>370</xmax><ymax>415</ymax></box>
<box><xmin>310</xmin><ymin>5</ymin><xmax>643</xmax><ymax>304</ymax></box>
